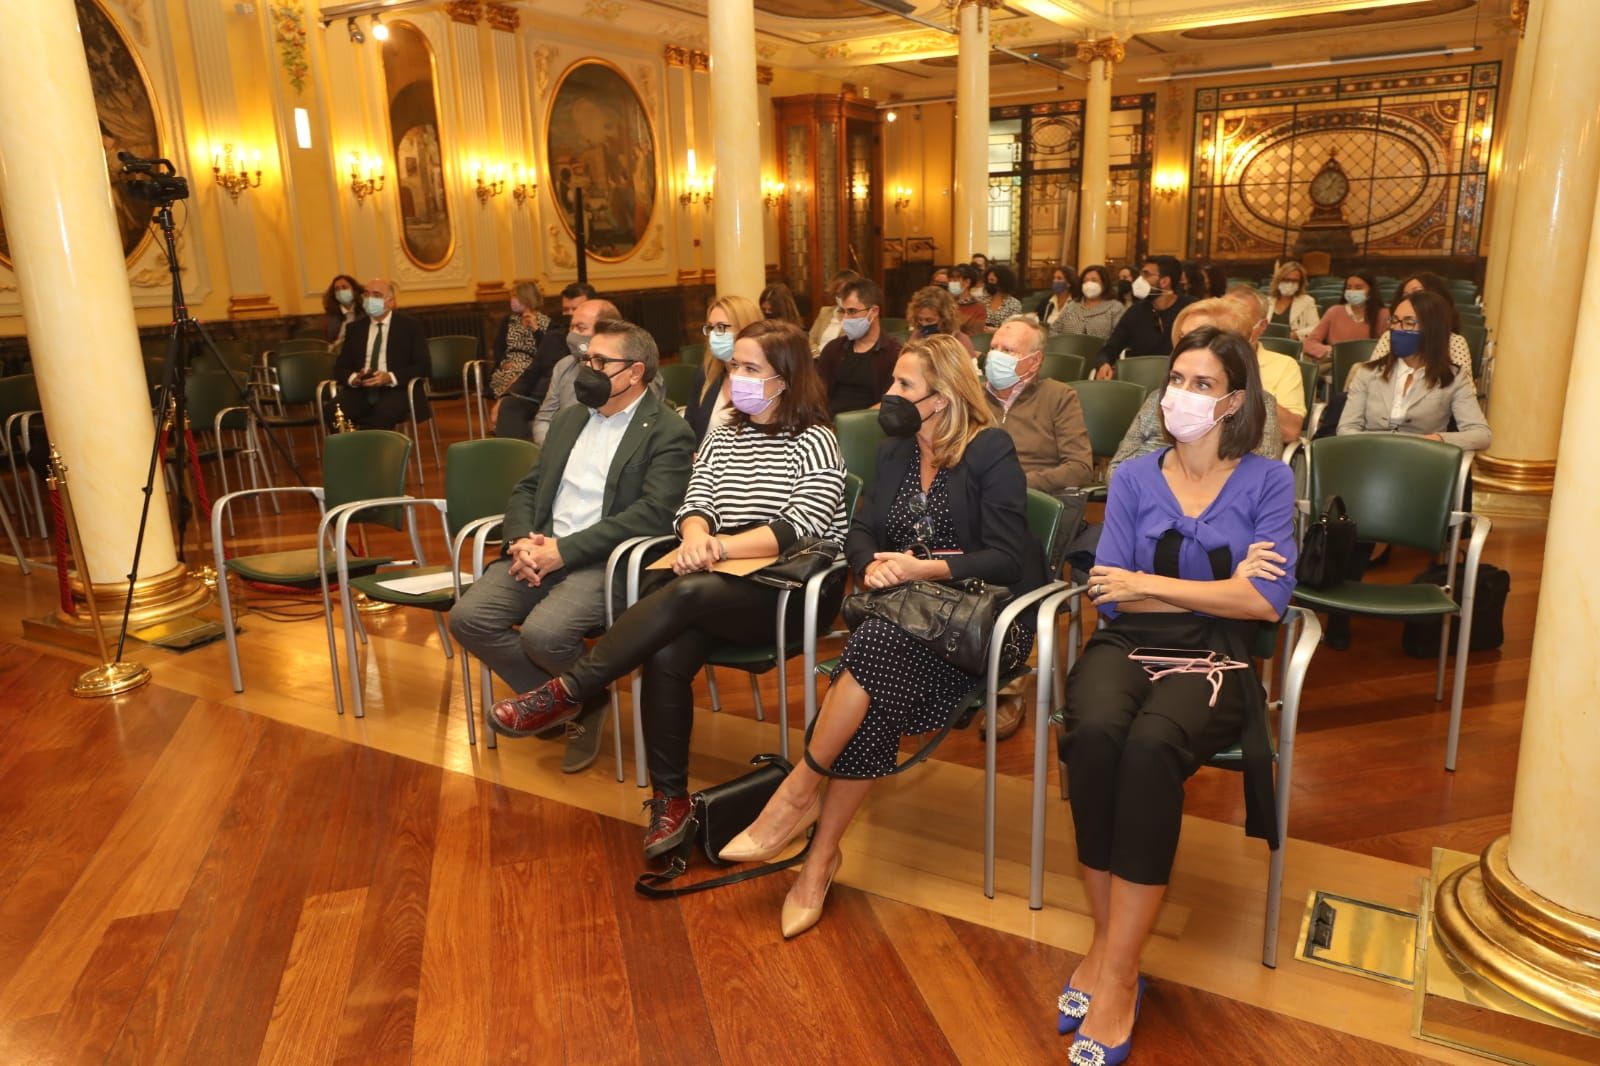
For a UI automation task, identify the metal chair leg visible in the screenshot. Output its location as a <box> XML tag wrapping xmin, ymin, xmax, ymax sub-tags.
<box><xmin>749</xmin><ymin>674</ymin><xmax>764</xmax><ymax>722</ymax></box>
<box><xmin>706</xmin><ymin>665</ymin><xmax>722</xmax><ymax>711</ymax></box>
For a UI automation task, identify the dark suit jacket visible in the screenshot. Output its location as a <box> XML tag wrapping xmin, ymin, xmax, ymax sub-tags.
<box><xmin>335</xmin><ymin>312</ymin><xmax>432</xmax><ymax>416</ymax></box>
<box><xmin>845</xmin><ymin>427</ymin><xmax>1046</xmax><ymax>602</ymax></box>
<box><xmin>686</xmin><ymin>365</ymin><xmax>721</xmax><ymax>444</ymax></box>
<box><xmin>501</xmin><ymin>389</ymin><xmax>695</xmax><ymax>570</ymax></box>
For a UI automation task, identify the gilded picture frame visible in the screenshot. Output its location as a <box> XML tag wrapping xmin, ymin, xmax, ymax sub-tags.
<box><xmin>544</xmin><ymin>59</ymin><xmax>659</xmax><ymax>263</ymax></box>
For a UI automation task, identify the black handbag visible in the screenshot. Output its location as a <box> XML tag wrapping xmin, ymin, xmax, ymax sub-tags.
<box><xmin>1297</xmin><ymin>495</ymin><xmax>1358</xmax><ymax>589</ymax></box>
<box><xmin>841</xmin><ymin>578</ymin><xmax>1006</xmax><ymax>676</ymax></box>
<box><xmin>746</xmin><ymin>537</ymin><xmax>842</xmax><ymax>590</ymax></box>
<box><xmin>1401</xmin><ymin>562</ymin><xmax>1510</xmax><ymax>657</ymax></box>
<box><xmin>635</xmin><ymin>754</ymin><xmax>811</xmax><ymax>898</ymax></box>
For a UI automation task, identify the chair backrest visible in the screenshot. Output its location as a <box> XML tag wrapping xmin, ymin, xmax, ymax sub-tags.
<box><xmin>428</xmin><ymin>335</ymin><xmax>479</xmax><ymax>385</ymax></box>
<box><xmin>1039</xmin><ymin>352</ymin><xmax>1085</xmax><ymax>383</ymax></box>
<box><xmin>0</xmin><ymin>373</ymin><xmax>40</xmax><ymax>420</ymax></box>
<box><xmin>272</xmin><ymin>337</ymin><xmax>331</xmax><ymax>359</ymax></box>
<box><xmin>833</xmin><ymin>409</ymin><xmax>885</xmax><ymax>490</ymax></box>
<box><xmin>1308</xmin><ymin>435</ymin><xmax>1461</xmax><ymax>552</ymax></box>
<box><xmin>1261</xmin><ymin>322</ymin><xmax>1294</xmax><ymax>340</ymax></box>
<box><xmin>843</xmin><ymin>471</ymin><xmax>865</xmax><ymax>517</ymax></box>
<box><xmin>1113</xmin><ymin>354</ymin><xmax>1169</xmax><ymax>393</ymax></box>
<box><xmin>1460</xmin><ymin>323</ymin><xmax>1487</xmax><ymax>381</ymax></box>
<box><xmin>183</xmin><ymin>370</ymin><xmax>251</xmax><ymax>428</ymax></box>
<box><xmin>678</xmin><ymin>341</ymin><xmax>707</xmax><ymax>364</ymax></box>
<box><xmin>1330</xmin><ymin>338</ymin><xmax>1378</xmax><ymax>390</ymax></box>
<box><xmin>444</xmin><ymin>437</ymin><xmax>538</xmax><ymax>537</ymax></box>
<box><xmin>657</xmin><ymin>363</ymin><xmax>698</xmax><ymax>408</ymax></box>
<box><xmin>140</xmin><ymin>335</ymin><xmax>172</xmax><ymax>362</ymax></box>
<box><xmin>1296</xmin><ymin>359</ymin><xmax>1319</xmax><ymax>420</ymax></box>
<box><xmin>275</xmin><ymin>351</ymin><xmax>337</xmax><ymax>405</ymax></box>
<box><xmin>1044</xmin><ymin>332</ymin><xmax>1103</xmax><ymax>361</ymax></box>
<box><xmin>191</xmin><ymin>341</ymin><xmax>252</xmax><ymax>375</ymax></box>
<box><xmin>878</xmin><ymin>317</ymin><xmax>909</xmax><ymax>335</ymax></box>
<box><xmin>1259</xmin><ymin>336</ymin><xmax>1303</xmax><ymax>359</ymax></box>
<box><xmin>321</xmin><ymin>430</ymin><xmax>413</xmax><ymax>529</ymax></box>
<box><xmin>1025</xmin><ymin>488</ymin><xmax>1066</xmax><ymax>562</ymax></box>
<box><xmin>1068</xmin><ymin>379</ymin><xmax>1147</xmax><ymax>459</ymax></box>
<box><xmin>970</xmin><ymin>332</ymin><xmax>993</xmax><ymax>353</ymax></box>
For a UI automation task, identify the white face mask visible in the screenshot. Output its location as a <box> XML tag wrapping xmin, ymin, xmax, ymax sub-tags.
<box><xmin>947</xmin><ymin>281</ymin><xmax>963</xmax><ymax>296</ymax></box>
<box><xmin>1130</xmin><ymin>277</ymin><xmax>1153</xmax><ymax>300</ymax></box>
<box><xmin>1080</xmin><ymin>280</ymin><xmax>1103</xmax><ymax>300</ymax></box>
<box><xmin>1278</xmin><ymin>281</ymin><xmax>1299</xmax><ymax>297</ymax></box>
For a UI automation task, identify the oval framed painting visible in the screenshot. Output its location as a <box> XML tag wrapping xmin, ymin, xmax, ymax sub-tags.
<box><xmin>0</xmin><ymin>0</ymin><xmax>161</xmax><ymax>268</ymax></box>
<box><xmin>381</xmin><ymin>21</ymin><xmax>454</xmax><ymax>270</ymax></box>
<box><xmin>545</xmin><ymin>60</ymin><xmax>658</xmax><ymax>262</ymax></box>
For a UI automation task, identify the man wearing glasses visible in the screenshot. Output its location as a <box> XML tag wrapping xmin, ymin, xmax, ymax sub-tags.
<box><xmin>450</xmin><ymin>319</ymin><xmax>694</xmax><ymax>773</ymax></box>
<box><xmin>816</xmin><ymin>278</ymin><xmax>903</xmax><ymax>415</ymax></box>
<box><xmin>1091</xmin><ymin>255</ymin><xmax>1193</xmax><ymax>380</ymax></box>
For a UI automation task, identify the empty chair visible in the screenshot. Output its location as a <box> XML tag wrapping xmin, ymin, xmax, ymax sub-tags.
<box><xmin>1045</xmin><ymin>333</ymin><xmax>1103</xmax><ymax>362</ymax></box>
<box><xmin>1113</xmin><ymin>354</ymin><xmax>1169</xmax><ymax>393</ymax></box>
<box><xmin>1039</xmin><ymin>352</ymin><xmax>1085</xmax><ymax>383</ymax></box>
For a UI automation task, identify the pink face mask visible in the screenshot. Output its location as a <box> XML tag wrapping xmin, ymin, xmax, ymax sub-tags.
<box><xmin>730</xmin><ymin>373</ymin><xmax>784</xmax><ymax>415</ymax></box>
<box><xmin>1160</xmin><ymin>386</ymin><xmax>1234</xmax><ymax>443</ymax></box>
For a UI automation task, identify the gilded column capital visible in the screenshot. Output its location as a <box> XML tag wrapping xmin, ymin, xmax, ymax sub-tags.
<box><xmin>446</xmin><ymin>0</ymin><xmax>483</xmax><ymax>25</ymax></box>
<box><xmin>485</xmin><ymin>2</ymin><xmax>520</xmax><ymax>31</ymax></box>
<box><xmin>757</xmin><ymin>64</ymin><xmax>774</xmax><ymax>85</ymax></box>
<box><xmin>1509</xmin><ymin>0</ymin><xmax>1531</xmax><ymax>37</ymax></box>
<box><xmin>689</xmin><ymin>49</ymin><xmax>711</xmax><ymax>73</ymax></box>
<box><xmin>664</xmin><ymin>44</ymin><xmax>691</xmax><ymax>68</ymax></box>
<box><xmin>950</xmin><ymin>0</ymin><xmax>1003</xmax><ymax>9</ymax></box>
<box><xmin>1075</xmin><ymin>35</ymin><xmax>1126</xmax><ymax>67</ymax></box>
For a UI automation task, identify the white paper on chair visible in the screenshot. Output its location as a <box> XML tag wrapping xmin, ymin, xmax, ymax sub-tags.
<box><xmin>375</xmin><ymin>571</ymin><xmax>474</xmax><ymax>595</ymax></box>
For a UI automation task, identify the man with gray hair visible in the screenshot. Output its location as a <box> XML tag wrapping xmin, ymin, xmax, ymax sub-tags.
<box><xmin>1226</xmin><ymin>284</ymin><xmax>1306</xmax><ymax>441</ymax></box>
<box><xmin>450</xmin><ymin>318</ymin><xmax>694</xmax><ymax>773</ymax></box>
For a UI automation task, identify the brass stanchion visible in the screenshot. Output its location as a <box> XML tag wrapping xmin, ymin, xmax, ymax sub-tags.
<box><xmin>48</xmin><ymin>447</ymin><xmax>152</xmax><ymax>697</ymax></box>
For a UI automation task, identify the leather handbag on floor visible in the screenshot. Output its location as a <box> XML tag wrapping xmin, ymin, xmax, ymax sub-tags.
<box><xmin>1401</xmin><ymin>562</ymin><xmax>1510</xmax><ymax>657</ymax></box>
<box><xmin>1297</xmin><ymin>495</ymin><xmax>1358</xmax><ymax>589</ymax></box>
<box><xmin>635</xmin><ymin>754</ymin><xmax>811</xmax><ymax>898</ymax></box>
<box><xmin>841</xmin><ymin>578</ymin><xmax>1006</xmax><ymax>675</ymax></box>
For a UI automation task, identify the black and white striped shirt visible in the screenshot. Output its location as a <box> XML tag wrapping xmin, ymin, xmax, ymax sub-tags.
<box><xmin>675</xmin><ymin>423</ymin><xmax>849</xmax><ymax>546</ymax></box>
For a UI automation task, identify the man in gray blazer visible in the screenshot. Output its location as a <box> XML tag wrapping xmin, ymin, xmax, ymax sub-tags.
<box><xmin>449</xmin><ymin>319</ymin><xmax>695</xmax><ymax>772</ymax></box>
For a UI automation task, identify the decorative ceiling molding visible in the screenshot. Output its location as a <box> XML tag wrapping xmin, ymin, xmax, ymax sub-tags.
<box><xmin>485</xmin><ymin>1</ymin><xmax>520</xmax><ymax>30</ymax></box>
<box><xmin>446</xmin><ymin>0</ymin><xmax>482</xmax><ymax>25</ymax></box>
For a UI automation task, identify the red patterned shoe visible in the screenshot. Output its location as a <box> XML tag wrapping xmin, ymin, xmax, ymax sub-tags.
<box><xmin>642</xmin><ymin>791</ymin><xmax>695</xmax><ymax>859</ymax></box>
<box><xmin>490</xmin><ymin>677</ymin><xmax>584</xmax><ymax>737</ymax></box>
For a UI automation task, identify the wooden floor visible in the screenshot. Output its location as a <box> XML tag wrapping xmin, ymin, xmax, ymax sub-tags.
<box><xmin>0</xmin><ymin>405</ymin><xmax>1541</xmax><ymax>1064</ymax></box>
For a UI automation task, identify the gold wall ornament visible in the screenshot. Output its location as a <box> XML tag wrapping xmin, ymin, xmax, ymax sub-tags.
<box><xmin>757</xmin><ymin>64</ymin><xmax>774</xmax><ymax>85</ymax></box>
<box><xmin>664</xmin><ymin>44</ymin><xmax>690</xmax><ymax>68</ymax></box>
<box><xmin>45</xmin><ymin>447</ymin><xmax>152</xmax><ymax>698</ymax></box>
<box><xmin>1509</xmin><ymin>0</ymin><xmax>1530</xmax><ymax>36</ymax></box>
<box><xmin>484</xmin><ymin>2</ymin><xmax>520</xmax><ymax>31</ymax></box>
<box><xmin>446</xmin><ymin>0</ymin><xmax>482</xmax><ymax>25</ymax></box>
<box><xmin>1075</xmin><ymin>35</ymin><xmax>1126</xmax><ymax>69</ymax></box>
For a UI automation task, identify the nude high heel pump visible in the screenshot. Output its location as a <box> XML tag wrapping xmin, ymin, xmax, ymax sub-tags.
<box><xmin>717</xmin><ymin>794</ymin><xmax>821</xmax><ymax>864</ymax></box>
<box><xmin>781</xmin><ymin>851</ymin><xmax>843</xmax><ymax>939</ymax></box>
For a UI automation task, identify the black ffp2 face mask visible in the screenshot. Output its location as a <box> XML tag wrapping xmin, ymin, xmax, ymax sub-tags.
<box><xmin>574</xmin><ymin>364</ymin><xmax>627</xmax><ymax>408</ymax></box>
<box><xmin>877</xmin><ymin>394</ymin><xmax>930</xmax><ymax>438</ymax></box>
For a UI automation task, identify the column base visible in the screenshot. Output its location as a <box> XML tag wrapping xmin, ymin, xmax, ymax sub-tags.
<box><xmin>1433</xmin><ymin>837</ymin><xmax>1600</xmax><ymax>1028</ymax></box>
<box><xmin>54</xmin><ymin>562</ymin><xmax>211</xmax><ymax>632</ymax></box>
<box><xmin>1474</xmin><ymin>454</ymin><xmax>1556</xmax><ymax>495</ymax></box>
<box><xmin>228</xmin><ymin>294</ymin><xmax>280</xmax><ymax>319</ymax></box>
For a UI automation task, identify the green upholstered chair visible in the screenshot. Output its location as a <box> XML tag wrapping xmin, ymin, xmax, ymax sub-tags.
<box><xmin>1067</xmin><ymin>379</ymin><xmax>1148</xmax><ymax>500</ymax></box>
<box><xmin>678</xmin><ymin>342</ymin><xmax>707</xmax><ymax>365</ymax></box>
<box><xmin>192</xmin><ymin>338</ymin><xmax>252</xmax><ymax>376</ymax></box>
<box><xmin>1330</xmin><ymin>338</ymin><xmax>1378</xmax><ymax>391</ymax></box>
<box><xmin>879</xmin><ymin>317</ymin><xmax>909</xmax><ymax>335</ymax></box>
<box><xmin>0</xmin><ymin>373</ymin><xmax>45</xmax><ymax>538</ymax></box>
<box><xmin>258</xmin><ymin>350</ymin><xmax>335</xmax><ymax>447</ymax></box>
<box><xmin>833</xmin><ymin>409</ymin><xmax>887</xmax><ymax>492</ymax></box>
<box><xmin>1045</xmin><ymin>333</ymin><xmax>1105</xmax><ymax>362</ymax></box>
<box><xmin>424</xmin><ymin>335</ymin><xmax>480</xmax><ymax>420</ymax></box>
<box><xmin>1113</xmin><ymin>354</ymin><xmax>1170</xmax><ymax>393</ymax></box>
<box><xmin>970</xmin><ymin>331</ymin><xmax>993</xmax><ymax>353</ymax></box>
<box><xmin>1030</xmin><ymin>595</ymin><xmax>1321</xmax><ymax>967</ymax></box>
<box><xmin>1292</xmin><ymin>435</ymin><xmax>1488</xmax><ymax>770</ymax></box>
<box><xmin>211</xmin><ymin>429</ymin><xmax>413</xmax><ymax>695</ymax></box>
<box><xmin>1259</xmin><ymin>336</ymin><xmax>1303</xmax><ymax>360</ymax></box>
<box><xmin>1039</xmin><ymin>352</ymin><xmax>1086</xmax><ymax>384</ymax></box>
<box><xmin>183</xmin><ymin>371</ymin><xmax>268</xmax><ymax>529</ymax></box>
<box><xmin>1460</xmin><ymin>323</ymin><xmax>1487</xmax><ymax>382</ymax></box>
<box><xmin>325</xmin><ymin>437</ymin><xmax>539</xmax><ymax>731</ymax></box>
<box><xmin>657</xmin><ymin>363</ymin><xmax>699</xmax><ymax>410</ymax></box>
<box><xmin>1262</xmin><ymin>322</ymin><xmax>1294</xmax><ymax>340</ymax></box>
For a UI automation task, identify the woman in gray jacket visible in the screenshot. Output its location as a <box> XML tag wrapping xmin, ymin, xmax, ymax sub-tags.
<box><xmin>1338</xmin><ymin>290</ymin><xmax>1489</xmax><ymax>451</ymax></box>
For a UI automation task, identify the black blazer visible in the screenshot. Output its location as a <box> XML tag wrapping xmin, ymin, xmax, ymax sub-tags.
<box><xmin>685</xmin><ymin>365</ymin><xmax>722</xmax><ymax>444</ymax></box>
<box><xmin>335</xmin><ymin>312</ymin><xmax>432</xmax><ymax>415</ymax></box>
<box><xmin>845</xmin><ymin>427</ymin><xmax>1046</xmax><ymax>602</ymax></box>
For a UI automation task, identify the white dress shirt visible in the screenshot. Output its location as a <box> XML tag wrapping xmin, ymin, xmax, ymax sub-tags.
<box><xmin>1389</xmin><ymin>363</ymin><xmax>1421</xmax><ymax>422</ymax></box>
<box><xmin>550</xmin><ymin>392</ymin><xmax>645</xmax><ymax>537</ymax></box>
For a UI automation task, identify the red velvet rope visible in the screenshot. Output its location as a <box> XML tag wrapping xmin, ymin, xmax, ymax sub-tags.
<box><xmin>47</xmin><ymin>480</ymin><xmax>73</xmax><ymax>616</ymax></box>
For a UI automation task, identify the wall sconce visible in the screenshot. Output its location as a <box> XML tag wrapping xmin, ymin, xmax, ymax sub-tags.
<box><xmin>680</xmin><ymin>150</ymin><xmax>712</xmax><ymax>207</ymax></box>
<box><xmin>512</xmin><ymin>163</ymin><xmax>537</xmax><ymax>206</ymax></box>
<box><xmin>347</xmin><ymin>152</ymin><xmax>385</xmax><ymax>205</ymax></box>
<box><xmin>850</xmin><ymin>178</ymin><xmax>869</xmax><ymax>202</ymax></box>
<box><xmin>1152</xmin><ymin>170</ymin><xmax>1184</xmax><ymax>203</ymax></box>
<box><xmin>473</xmin><ymin>161</ymin><xmax>506</xmax><ymax>204</ymax></box>
<box><xmin>212</xmin><ymin>144</ymin><xmax>262</xmax><ymax>202</ymax></box>
<box><xmin>761</xmin><ymin>178</ymin><xmax>786</xmax><ymax>209</ymax></box>
<box><xmin>892</xmin><ymin>185</ymin><xmax>912</xmax><ymax>210</ymax></box>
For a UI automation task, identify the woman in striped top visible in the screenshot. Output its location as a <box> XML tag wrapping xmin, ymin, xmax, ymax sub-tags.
<box><xmin>490</xmin><ymin>321</ymin><xmax>849</xmax><ymax>858</ymax></box>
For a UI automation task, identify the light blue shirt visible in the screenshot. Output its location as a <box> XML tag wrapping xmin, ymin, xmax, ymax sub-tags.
<box><xmin>550</xmin><ymin>393</ymin><xmax>645</xmax><ymax>537</ymax></box>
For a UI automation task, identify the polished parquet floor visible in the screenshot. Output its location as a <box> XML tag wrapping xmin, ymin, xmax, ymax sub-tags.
<box><xmin>0</xmin><ymin>405</ymin><xmax>1540</xmax><ymax>1064</ymax></box>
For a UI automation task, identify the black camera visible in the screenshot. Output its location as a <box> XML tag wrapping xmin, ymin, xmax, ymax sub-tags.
<box><xmin>118</xmin><ymin>151</ymin><xmax>190</xmax><ymax>203</ymax></box>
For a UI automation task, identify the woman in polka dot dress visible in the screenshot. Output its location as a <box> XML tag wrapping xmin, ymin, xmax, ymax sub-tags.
<box><xmin>719</xmin><ymin>334</ymin><xmax>1047</xmax><ymax>938</ymax></box>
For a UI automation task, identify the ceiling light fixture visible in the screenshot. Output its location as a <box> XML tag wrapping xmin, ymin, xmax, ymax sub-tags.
<box><xmin>1137</xmin><ymin>44</ymin><xmax>1481</xmax><ymax>83</ymax></box>
<box><xmin>346</xmin><ymin>16</ymin><xmax>364</xmax><ymax>44</ymax></box>
<box><xmin>370</xmin><ymin>13</ymin><xmax>389</xmax><ymax>40</ymax></box>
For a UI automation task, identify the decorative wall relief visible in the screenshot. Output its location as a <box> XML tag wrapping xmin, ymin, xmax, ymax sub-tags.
<box><xmin>640</xmin><ymin>224</ymin><xmax>664</xmax><ymax>261</ymax></box>
<box><xmin>270</xmin><ymin>3</ymin><xmax>310</xmax><ymax>94</ymax></box>
<box><xmin>547</xmin><ymin>225</ymin><xmax>577</xmax><ymax>268</ymax></box>
<box><xmin>545</xmin><ymin>60</ymin><xmax>658</xmax><ymax>262</ymax></box>
<box><xmin>0</xmin><ymin>0</ymin><xmax>159</xmax><ymax>267</ymax></box>
<box><xmin>533</xmin><ymin>46</ymin><xmax>556</xmax><ymax>98</ymax></box>
<box><xmin>382</xmin><ymin>21</ymin><xmax>455</xmax><ymax>269</ymax></box>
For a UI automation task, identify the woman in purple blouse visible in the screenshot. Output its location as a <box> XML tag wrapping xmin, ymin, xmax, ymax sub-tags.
<box><xmin>1053</xmin><ymin>327</ymin><xmax>1297</xmax><ymax>1066</ymax></box>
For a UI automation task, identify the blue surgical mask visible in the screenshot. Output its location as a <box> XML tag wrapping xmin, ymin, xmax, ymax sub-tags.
<box><xmin>362</xmin><ymin>295</ymin><xmax>387</xmax><ymax>317</ymax></box>
<box><xmin>984</xmin><ymin>351</ymin><xmax>1020</xmax><ymax>390</ymax></box>
<box><xmin>1344</xmin><ymin>290</ymin><xmax>1368</xmax><ymax>307</ymax></box>
<box><xmin>708</xmin><ymin>331</ymin><xmax>735</xmax><ymax>361</ymax></box>
<box><xmin>1051</xmin><ymin>279</ymin><xmax>1068</xmax><ymax>294</ymax></box>
<box><xmin>1390</xmin><ymin>329</ymin><xmax>1423</xmax><ymax>357</ymax></box>
<box><xmin>334</xmin><ymin>287</ymin><xmax>355</xmax><ymax>307</ymax></box>
<box><xmin>840</xmin><ymin>314</ymin><xmax>872</xmax><ymax>341</ymax></box>
<box><xmin>946</xmin><ymin>281</ymin><xmax>963</xmax><ymax>296</ymax></box>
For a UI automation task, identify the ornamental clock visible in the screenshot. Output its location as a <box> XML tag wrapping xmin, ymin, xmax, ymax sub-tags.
<box><xmin>1293</xmin><ymin>150</ymin><xmax>1357</xmax><ymax>257</ymax></box>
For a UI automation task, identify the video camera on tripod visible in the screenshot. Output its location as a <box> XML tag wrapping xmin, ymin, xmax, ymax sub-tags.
<box><xmin>117</xmin><ymin>151</ymin><xmax>189</xmax><ymax>204</ymax></box>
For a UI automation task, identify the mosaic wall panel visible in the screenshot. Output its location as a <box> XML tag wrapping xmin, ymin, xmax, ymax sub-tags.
<box><xmin>1189</xmin><ymin>64</ymin><xmax>1497</xmax><ymax>261</ymax></box>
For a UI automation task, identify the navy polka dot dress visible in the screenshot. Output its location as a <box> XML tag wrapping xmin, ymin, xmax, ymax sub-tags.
<box><xmin>831</xmin><ymin>455</ymin><xmax>1034</xmax><ymax>777</ymax></box>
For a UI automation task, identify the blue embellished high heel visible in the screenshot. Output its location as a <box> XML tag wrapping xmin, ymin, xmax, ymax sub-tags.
<box><xmin>1066</xmin><ymin>977</ymin><xmax>1145</xmax><ymax>1065</ymax></box>
<box><xmin>1055</xmin><ymin>980</ymin><xmax>1091</xmax><ymax>1035</ymax></box>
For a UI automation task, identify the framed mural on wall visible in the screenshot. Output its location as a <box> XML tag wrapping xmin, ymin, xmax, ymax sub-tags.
<box><xmin>0</xmin><ymin>0</ymin><xmax>159</xmax><ymax>267</ymax></box>
<box><xmin>381</xmin><ymin>22</ymin><xmax>454</xmax><ymax>270</ymax></box>
<box><xmin>545</xmin><ymin>60</ymin><xmax>658</xmax><ymax>262</ymax></box>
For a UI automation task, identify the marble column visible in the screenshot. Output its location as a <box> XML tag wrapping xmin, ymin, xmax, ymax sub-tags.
<box><xmin>707</xmin><ymin>0</ymin><xmax>765</xmax><ymax>301</ymax></box>
<box><xmin>1476</xmin><ymin>0</ymin><xmax>1600</xmax><ymax>495</ymax></box>
<box><xmin>952</xmin><ymin>0</ymin><xmax>994</xmax><ymax>264</ymax></box>
<box><xmin>1432</xmin><ymin>161</ymin><xmax>1600</xmax><ymax>1027</ymax></box>
<box><xmin>0</xmin><ymin>0</ymin><xmax>204</xmax><ymax>624</ymax></box>
<box><xmin>1480</xmin><ymin>0</ymin><xmax>1544</xmax><ymax>333</ymax></box>
<box><xmin>1076</xmin><ymin>36</ymin><xmax>1124</xmax><ymax>269</ymax></box>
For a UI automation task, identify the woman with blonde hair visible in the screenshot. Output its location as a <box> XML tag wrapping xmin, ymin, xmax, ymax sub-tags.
<box><xmin>906</xmin><ymin>285</ymin><xmax>978</xmax><ymax>359</ymax></box>
<box><xmin>1265</xmin><ymin>260</ymin><xmax>1319</xmax><ymax>340</ymax></box>
<box><xmin>720</xmin><ymin>333</ymin><xmax>1047</xmax><ymax>937</ymax></box>
<box><xmin>687</xmin><ymin>293</ymin><xmax>762</xmax><ymax>444</ymax></box>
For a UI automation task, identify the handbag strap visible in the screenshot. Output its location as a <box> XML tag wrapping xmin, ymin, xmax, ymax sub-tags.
<box><xmin>634</xmin><ymin>820</ymin><xmax>813</xmax><ymax>898</ymax></box>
